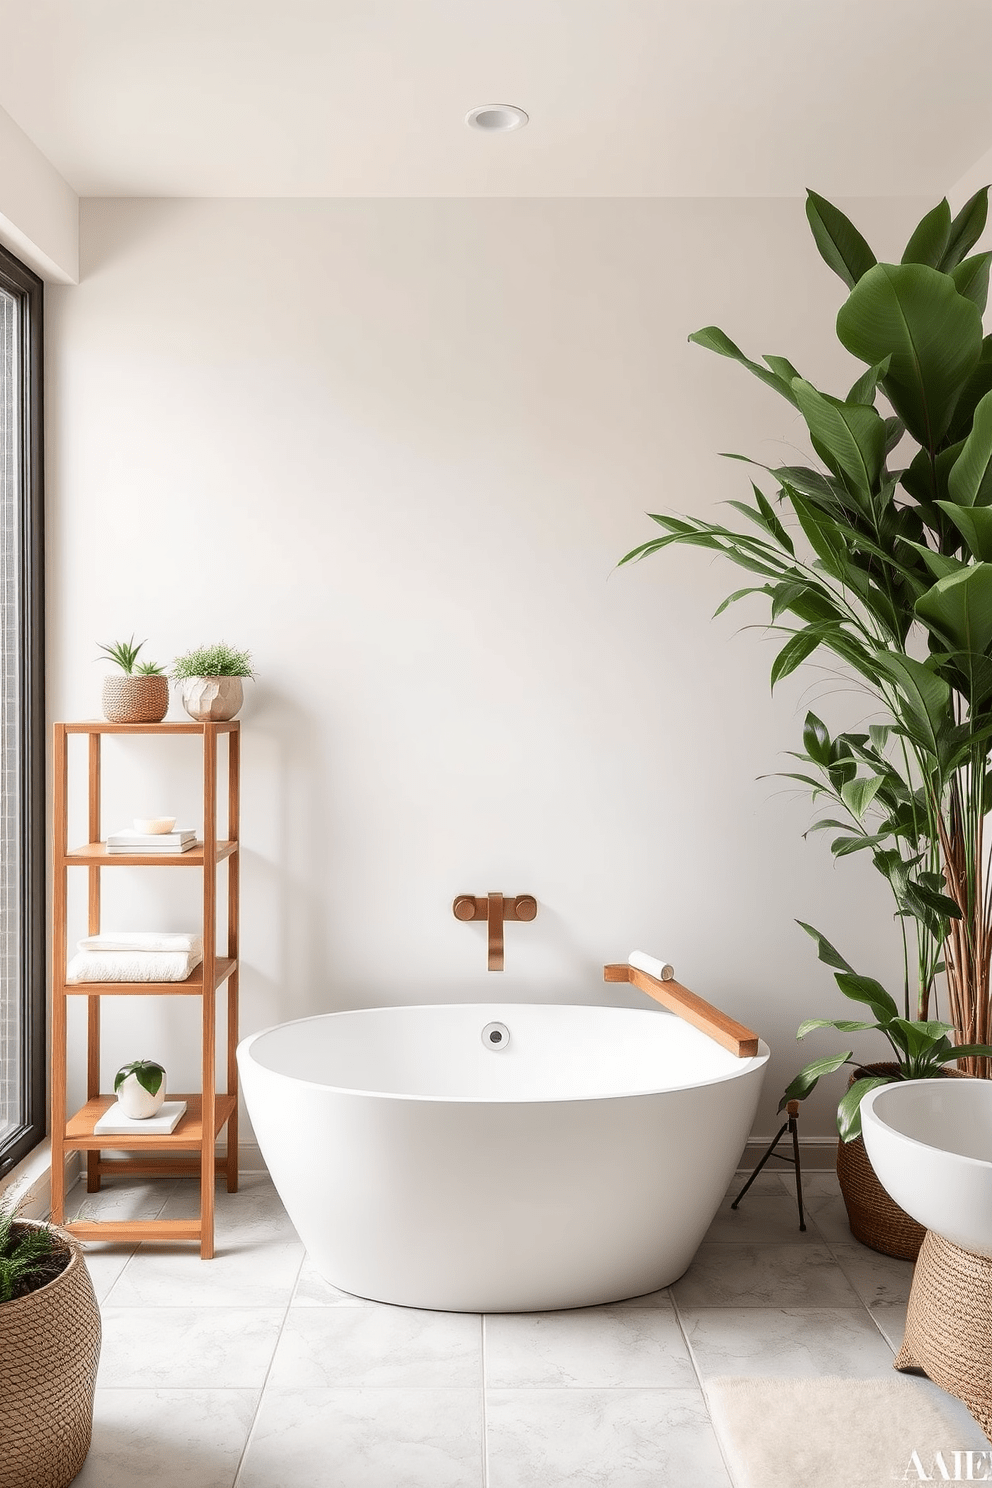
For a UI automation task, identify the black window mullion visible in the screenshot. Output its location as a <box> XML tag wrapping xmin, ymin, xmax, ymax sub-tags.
<box><xmin>0</xmin><ymin>240</ymin><xmax>45</xmax><ymax>1179</ymax></box>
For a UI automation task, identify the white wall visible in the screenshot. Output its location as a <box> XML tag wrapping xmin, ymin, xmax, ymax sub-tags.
<box><xmin>951</xmin><ymin>146</ymin><xmax>992</xmax><ymax>210</ymax></box>
<box><xmin>0</xmin><ymin>103</ymin><xmax>77</xmax><ymax>283</ymax></box>
<box><xmin>47</xmin><ymin>195</ymin><xmax>930</xmax><ymax>1141</ymax></box>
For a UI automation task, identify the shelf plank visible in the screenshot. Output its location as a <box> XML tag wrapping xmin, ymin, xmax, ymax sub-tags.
<box><xmin>64</xmin><ymin>720</ymin><xmax>240</xmax><ymax>735</ymax></box>
<box><xmin>65</xmin><ymin>1219</ymin><xmax>203</xmax><ymax>1243</ymax></box>
<box><xmin>94</xmin><ymin>1156</ymin><xmax>233</xmax><ymax>1178</ymax></box>
<box><xmin>63</xmin><ymin>840</ymin><xmax>237</xmax><ymax>866</ymax></box>
<box><xmin>64</xmin><ymin>1093</ymin><xmax>237</xmax><ymax>1150</ymax></box>
<box><xmin>61</xmin><ymin>956</ymin><xmax>237</xmax><ymax>996</ymax></box>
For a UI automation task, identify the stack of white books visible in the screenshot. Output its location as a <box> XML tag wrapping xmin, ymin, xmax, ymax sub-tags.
<box><xmin>94</xmin><ymin>1100</ymin><xmax>188</xmax><ymax>1136</ymax></box>
<box><xmin>106</xmin><ymin>827</ymin><xmax>197</xmax><ymax>854</ymax></box>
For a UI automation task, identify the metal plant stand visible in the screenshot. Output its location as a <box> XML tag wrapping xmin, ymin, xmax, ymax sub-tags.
<box><xmin>731</xmin><ymin>1098</ymin><xmax>806</xmax><ymax>1230</ymax></box>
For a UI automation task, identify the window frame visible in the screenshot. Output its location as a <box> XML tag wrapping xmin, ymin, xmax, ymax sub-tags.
<box><xmin>0</xmin><ymin>241</ymin><xmax>45</xmax><ymax>1179</ymax></box>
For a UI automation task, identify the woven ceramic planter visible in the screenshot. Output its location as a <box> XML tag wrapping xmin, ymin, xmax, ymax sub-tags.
<box><xmin>837</xmin><ymin>1062</ymin><xmax>966</xmax><ymax>1260</ymax></box>
<box><xmin>181</xmin><ymin>675</ymin><xmax>244</xmax><ymax>722</ymax></box>
<box><xmin>101</xmin><ymin>673</ymin><xmax>168</xmax><ymax>724</ymax></box>
<box><xmin>0</xmin><ymin>1223</ymin><xmax>102</xmax><ymax>1488</ymax></box>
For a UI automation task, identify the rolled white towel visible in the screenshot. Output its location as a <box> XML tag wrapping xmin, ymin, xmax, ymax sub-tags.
<box><xmin>77</xmin><ymin>932</ymin><xmax>202</xmax><ymax>956</ymax></box>
<box><xmin>629</xmin><ymin>949</ymin><xmax>675</xmax><ymax>982</ymax></box>
<box><xmin>66</xmin><ymin>948</ymin><xmax>203</xmax><ymax>983</ymax></box>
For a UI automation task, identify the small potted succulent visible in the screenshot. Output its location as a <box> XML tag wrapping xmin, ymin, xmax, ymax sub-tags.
<box><xmin>114</xmin><ymin>1058</ymin><xmax>167</xmax><ymax>1119</ymax></box>
<box><xmin>171</xmin><ymin>642</ymin><xmax>254</xmax><ymax>722</ymax></box>
<box><xmin>98</xmin><ymin>636</ymin><xmax>168</xmax><ymax>723</ymax></box>
<box><xmin>0</xmin><ymin>1200</ymin><xmax>102</xmax><ymax>1487</ymax></box>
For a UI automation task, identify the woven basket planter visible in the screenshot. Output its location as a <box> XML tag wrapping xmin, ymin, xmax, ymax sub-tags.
<box><xmin>0</xmin><ymin>1223</ymin><xmax>102</xmax><ymax>1488</ymax></box>
<box><xmin>837</xmin><ymin>1062</ymin><xmax>966</xmax><ymax>1261</ymax></box>
<box><xmin>896</xmin><ymin>1230</ymin><xmax>992</xmax><ymax>1439</ymax></box>
<box><xmin>101</xmin><ymin>673</ymin><xmax>168</xmax><ymax>723</ymax></box>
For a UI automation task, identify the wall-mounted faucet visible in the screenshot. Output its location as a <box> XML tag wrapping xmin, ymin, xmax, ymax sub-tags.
<box><xmin>452</xmin><ymin>892</ymin><xmax>537</xmax><ymax>971</ymax></box>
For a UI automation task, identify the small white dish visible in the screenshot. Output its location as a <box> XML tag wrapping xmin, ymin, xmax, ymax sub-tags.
<box><xmin>133</xmin><ymin>816</ymin><xmax>176</xmax><ymax>834</ymax></box>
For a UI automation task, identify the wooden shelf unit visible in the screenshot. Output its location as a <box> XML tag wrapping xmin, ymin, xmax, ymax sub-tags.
<box><xmin>50</xmin><ymin>719</ymin><xmax>241</xmax><ymax>1258</ymax></box>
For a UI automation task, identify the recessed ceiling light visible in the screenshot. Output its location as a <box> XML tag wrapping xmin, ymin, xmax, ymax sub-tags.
<box><xmin>465</xmin><ymin>105</ymin><xmax>529</xmax><ymax>133</ymax></box>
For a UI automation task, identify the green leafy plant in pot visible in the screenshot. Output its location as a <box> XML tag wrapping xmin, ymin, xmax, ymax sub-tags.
<box><xmin>171</xmin><ymin>642</ymin><xmax>253</xmax><ymax>722</ymax></box>
<box><xmin>0</xmin><ymin>1200</ymin><xmax>102</xmax><ymax>1487</ymax></box>
<box><xmin>97</xmin><ymin>636</ymin><xmax>167</xmax><ymax>723</ymax></box>
<box><xmin>781</xmin><ymin>922</ymin><xmax>992</xmax><ymax>1138</ymax></box>
<box><xmin>114</xmin><ymin>1057</ymin><xmax>167</xmax><ymax>1120</ymax></box>
<box><xmin>622</xmin><ymin>187</ymin><xmax>992</xmax><ymax>1254</ymax></box>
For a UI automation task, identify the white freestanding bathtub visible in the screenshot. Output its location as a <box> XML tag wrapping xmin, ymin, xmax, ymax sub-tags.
<box><xmin>238</xmin><ymin>1001</ymin><xmax>769</xmax><ymax>1311</ymax></box>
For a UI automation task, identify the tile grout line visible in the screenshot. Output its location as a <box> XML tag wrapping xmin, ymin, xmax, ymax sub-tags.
<box><xmin>229</xmin><ymin>1247</ymin><xmax>306</xmax><ymax>1488</ymax></box>
<box><xmin>481</xmin><ymin>1313</ymin><xmax>490</xmax><ymax>1488</ymax></box>
<box><xmin>820</xmin><ymin>1233</ymin><xmax>904</xmax><ymax>1355</ymax></box>
<box><xmin>669</xmin><ymin>1287</ymin><xmax>739</xmax><ymax>1488</ymax></box>
<box><xmin>66</xmin><ymin>1172</ymin><xmax>180</xmax><ymax>1304</ymax></box>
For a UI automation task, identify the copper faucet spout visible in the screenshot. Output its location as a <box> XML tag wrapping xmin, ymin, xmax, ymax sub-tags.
<box><xmin>487</xmin><ymin>892</ymin><xmax>504</xmax><ymax>972</ymax></box>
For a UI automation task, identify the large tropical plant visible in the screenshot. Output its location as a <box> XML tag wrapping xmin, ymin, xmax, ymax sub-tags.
<box><xmin>623</xmin><ymin>188</ymin><xmax>992</xmax><ymax>1085</ymax></box>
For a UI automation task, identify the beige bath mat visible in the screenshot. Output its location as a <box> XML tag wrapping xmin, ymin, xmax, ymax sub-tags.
<box><xmin>707</xmin><ymin>1376</ymin><xmax>991</xmax><ymax>1488</ymax></box>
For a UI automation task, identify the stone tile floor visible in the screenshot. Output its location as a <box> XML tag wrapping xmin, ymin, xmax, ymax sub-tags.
<box><xmin>64</xmin><ymin>1165</ymin><xmax>967</xmax><ymax>1487</ymax></box>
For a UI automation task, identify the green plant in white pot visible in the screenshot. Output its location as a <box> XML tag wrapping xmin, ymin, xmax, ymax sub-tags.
<box><xmin>114</xmin><ymin>1057</ymin><xmax>166</xmax><ymax>1119</ymax></box>
<box><xmin>171</xmin><ymin>642</ymin><xmax>253</xmax><ymax>722</ymax></box>
<box><xmin>97</xmin><ymin>636</ymin><xmax>167</xmax><ymax>723</ymax></box>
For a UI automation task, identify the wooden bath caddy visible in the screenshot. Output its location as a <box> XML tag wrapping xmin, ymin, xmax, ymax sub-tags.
<box><xmin>603</xmin><ymin>963</ymin><xmax>760</xmax><ymax>1058</ymax></box>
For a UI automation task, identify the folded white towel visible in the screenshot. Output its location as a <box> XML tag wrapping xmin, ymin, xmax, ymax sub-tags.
<box><xmin>77</xmin><ymin>931</ymin><xmax>202</xmax><ymax>955</ymax></box>
<box><xmin>66</xmin><ymin>948</ymin><xmax>203</xmax><ymax>983</ymax></box>
<box><xmin>629</xmin><ymin>949</ymin><xmax>675</xmax><ymax>982</ymax></box>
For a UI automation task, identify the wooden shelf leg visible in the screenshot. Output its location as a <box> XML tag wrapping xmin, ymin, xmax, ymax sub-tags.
<box><xmin>86</xmin><ymin>733</ymin><xmax>102</xmax><ymax>1192</ymax></box>
<box><xmin>227</xmin><ymin>728</ymin><xmax>240</xmax><ymax>1194</ymax></box>
<box><xmin>226</xmin><ymin>972</ymin><xmax>239</xmax><ymax>1194</ymax></box>
<box><xmin>86</xmin><ymin>1000</ymin><xmax>101</xmax><ymax>1192</ymax></box>
<box><xmin>200</xmin><ymin>725</ymin><xmax>218</xmax><ymax>1258</ymax></box>
<box><xmin>50</xmin><ymin>726</ymin><xmax>68</xmax><ymax>1224</ymax></box>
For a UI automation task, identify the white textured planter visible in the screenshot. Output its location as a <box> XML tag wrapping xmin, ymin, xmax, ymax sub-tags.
<box><xmin>181</xmin><ymin>676</ymin><xmax>244</xmax><ymax>722</ymax></box>
<box><xmin>116</xmin><ymin>1071</ymin><xmax>166</xmax><ymax>1120</ymax></box>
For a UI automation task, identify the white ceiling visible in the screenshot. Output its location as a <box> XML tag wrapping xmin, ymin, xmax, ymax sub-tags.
<box><xmin>0</xmin><ymin>0</ymin><xmax>990</xmax><ymax>198</ymax></box>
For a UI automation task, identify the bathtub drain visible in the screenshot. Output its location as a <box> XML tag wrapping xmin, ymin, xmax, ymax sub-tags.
<box><xmin>482</xmin><ymin>1021</ymin><xmax>510</xmax><ymax>1050</ymax></box>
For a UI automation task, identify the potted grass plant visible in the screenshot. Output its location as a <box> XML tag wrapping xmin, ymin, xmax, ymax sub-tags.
<box><xmin>97</xmin><ymin>635</ymin><xmax>167</xmax><ymax>723</ymax></box>
<box><xmin>623</xmin><ymin>187</ymin><xmax>992</xmax><ymax>1255</ymax></box>
<box><xmin>0</xmin><ymin>1202</ymin><xmax>102</xmax><ymax>1487</ymax></box>
<box><xmin>171</xmin><ymin>642</ymin><xmax>254</xmax><ymax>721</ymax></box>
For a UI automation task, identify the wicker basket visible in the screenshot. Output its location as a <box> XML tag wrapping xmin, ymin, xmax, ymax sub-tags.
<box><xmin>0</xmin><ymin>1223</ymin><xmax>102</xmax><ymax>1488</ymax></box>
<box><xmin>896</xmin><ymin>1230</ymin><xmax>992</xmax><ymax>1440</ymax></box>
<box><xmin>837</xmin><ymin>1062</ymin><xmax>966</xmax><ymax>1260</ymax></box>
<box><xmin>101</xmin><ymin>673</ymin><xmax>168</xmax><ymax>723</ymax></box>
